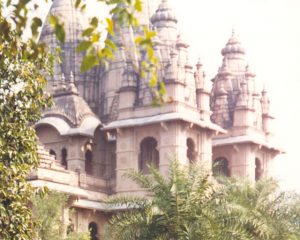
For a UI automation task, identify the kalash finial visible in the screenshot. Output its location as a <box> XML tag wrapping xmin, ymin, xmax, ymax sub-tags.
<box><xmin>61</xmin><ymin>73</ymin><xmax>66</xmax><ymax>89</ymax></box>
<box><xmin>68</xmin><ymin>71</ymin><xmax>78</xmax><ymax>93</ymax></box>
<box><xmin>196</xmin><ymin>57</ymin><xmax>203</xmax><ymax>69</ymax></box>
<box><xmin>262</xmin><ymin>83</ymin><xmax>268</xmax><ymax>95</ymax></box>
<box><xmin>70</xmin><ymin>71</ymin><xmax>75</xmax><ymax>84</ymax></box>
<box><xmin>232</xmin><ymin>28</ymin><xmax>235</xmax><ymax>37</ymax></box>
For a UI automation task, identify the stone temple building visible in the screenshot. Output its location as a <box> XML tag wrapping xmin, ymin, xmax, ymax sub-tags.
<box><xmin>30</xmin><ymin>0</ymin><xmax>282</xmax><ymax>238</ymax></box>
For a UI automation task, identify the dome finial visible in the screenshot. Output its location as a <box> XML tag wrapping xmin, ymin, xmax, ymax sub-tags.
<box><xmin>262</xmin><ymin>83</ymin><xmax>267</xmax><ymax>94</ymax></box>
<box><xmin>61</xmin><ymin>73</ymin><xmax>66</xmax><ymax>86</ymax></box>
<box><xmin>196</xmin><ymin>57</ymin><xmax>203</xmax><ymax>69</ymax></box>
<box><xmin>70</xmin><ymin>71</ymin><xmax>75</xmax><ymax>84</ymax></box>
<box><xmin>151</xmin><ymin>0</ymin><xmax>178</xmax><ymax>25</ymax></box>
<box><xmin>232</xmin><ymin>28</ymin><xmax>235</xmax><ymax>37</ymax></box>
<box><xmin>68</xmin><ymin>71</ymin><xmax>78</xmax><ymax>93</ymax></box>
<box><xmin>221</xmin><ymin>29</ymin><xmax>245</xmax><ymax>56</ymax></box>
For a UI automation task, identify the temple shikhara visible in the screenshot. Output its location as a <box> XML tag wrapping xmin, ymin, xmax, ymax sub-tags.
<box><xmin>30</xmin><ymin>0</ymin><xmax>282</xmax><ymax>238</ymax></box>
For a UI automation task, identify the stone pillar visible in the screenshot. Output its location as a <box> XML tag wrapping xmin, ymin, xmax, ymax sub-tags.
<box><xmin>198</xmin><ymin>130</ymin><xmax>213</xmax><ymax>169</ymax></box>
<box><xmin>230</xmin><ymin>144</ymin><xmax>256</xmax><ymax>181</ymax></box>
<box><xmin>115</xmin><ymin>128</ymin><xmax>138</xmax><ymax>194</ymax></box>
<box><xmin>67</xmin><ymin>137</ymin><xmax>86</xmax><ymax>173</ymax></box>
<box><xmin>158</xmin><ymin>122</ymin><xmax>187</xmax><ymax>176</ymax></box>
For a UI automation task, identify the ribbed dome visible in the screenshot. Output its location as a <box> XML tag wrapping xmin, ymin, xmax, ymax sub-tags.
<box><xmin>40</xmin><ymin>0</ymin><xmax>88</xmax><ymax>42</ymax></box>
<box><xmin>151</xmin><ymin>0</ymin><xmax>178</xmax><ymax>26</ymax></box>
<box><xmin>39</xmin><ymin>0</ymin><xmax>90</xmax><ymax>91</ymax></box>
<box><xmin>44</xmin><ymin>79</ymin><xmax>98</xmax><ymax>127</ymax></box>
<box><xmin>221</xmin><ymin>32</ymin><xmax>245</xmax><ymax>56</ymax></box>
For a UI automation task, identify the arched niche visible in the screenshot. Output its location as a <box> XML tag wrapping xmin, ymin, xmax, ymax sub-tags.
<box><xmin>61</xmin><ymin>148</ymin><xmax>67</xmax><ymax>169</ymax></box>
<box><xmin>139</xmin><ymin>137</ymin><xmax>159</xmax><ymax>174</ymax></box>
<box><xmin>255</xmin><ymin>158</ymin><xmax>263</xmax><ymax>181</ymax></box>
<box><xmin>35</xmin><ymin>124</ymin><xmax>62</xmax><ymax>144</ymax></box>
<box><xmin>212</xmin><ymin>157</ymin><xmax>230</xmax><ymax>177</ymax></box>
<box><xmin>186</xmin><ymin>138</ymin><xmax>196</xmax><ymax>163</ymax></box>
<box><xmin>49</xmin><ymin>149</ymin><xmax>57</xmax><ymax>160</ymax></box>
<box><xmin>85</xmin><ymin>149</ymin><xmax>93</xmax><ymax>175</ymax></box>
<box><xmin>88</xmin><ymin>222</ymin><xmax>98</xmax><ymax>240</ymax></box>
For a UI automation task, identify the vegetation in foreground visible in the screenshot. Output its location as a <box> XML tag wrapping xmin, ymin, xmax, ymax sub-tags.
<box><xmin>31</xmin><ymin>191</ymin><xmax>89</xmax><ymax>240</ymax></box>
<box><xmin>0</xmin><ymin>0</ymin><xmax>157</xmax><ymax>238</ymax></box>
<box><xmin>0</xmin><ymin>23</ymin><xmax>52</xmax><ymax>240</ymax></box>
<box><xmin>105</xmin><ymin>161</ymin><xmax>300</xmax><ymax>240</ymax></box>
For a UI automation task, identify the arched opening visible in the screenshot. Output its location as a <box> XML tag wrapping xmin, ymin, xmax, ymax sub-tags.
<box><xmin>49</xmin><ymin>149</ymin><xmax>56</xmax><ymax>160</ymax></box>
<box><xmin>139</xmin><ymin>137</ymin><xmax>159</xmax><ymax>174</ymax></box>
<box><xmin>186</xmin><ymin>138</ymin><xmax>196</xmax><ymax>163</ymax></box>
<box><xmin>67</xmin><ymin>218</ymin><xmax>74</xmax><ymax>235</ymax></box>
<box><xmin>85</xmin><ymin>150</ymin><xmax>93</xmax><ymax>175</ymax></box>
<box><xmin>255</xmin><ymin>158</ymin><xmax>262</xmax><ymax>181</ymax></box>
<box><xmin>61</xmin><ymin>148</ymin><xmax>67</xmax><ymax>169</ymax></box>
<box><xmin>88</xmin><ymin>222</ymin><xmax>98</xmax><ymax>240</ymax></box>
<box><xmin>213</xmin><ymin>157</ymin><xmax>229</xmax><ymax>177</ymax></box>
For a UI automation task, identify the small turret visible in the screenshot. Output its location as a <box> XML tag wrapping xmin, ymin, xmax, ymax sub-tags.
<box><xmin>118</xmin><ymin>51</ymin><xmax>138</xmax><ymax>112</ymax></box>
<box><xmin>195</xmin><ymin>58</ymin><xmax>211</xmax><ymax>120</ymax></box>
<box><xmin>165</xmin><ymin>49</ymin><xmax>178</xmax><ymax>83</ymax></box>
<box><xmin>245</xmin><ymin>64</ymin><xmax>256</xmax><ymax>93</ymax></box>
<box><xmin>68</xmin><ymin>72</ymin><xmax>78</xmax><ymax>94</ymax></box>
<box><xmin>261</xmin><ymin>86</ymin><xmax>273</xmax><ymax>134</ymax></box>
<box><xmin>211</xmin><ymin>84</ymin><xmax>231</xmax><ymax>128</ymax></box>
<box><xmin>151</xmin><ymin>0</ymin><xmax>178</xmax><ymax>44</ymax></box>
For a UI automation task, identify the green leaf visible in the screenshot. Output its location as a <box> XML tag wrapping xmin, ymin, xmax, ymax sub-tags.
<box><xmin>75</xmin><ymin>0</ymin><xmax>81</xmax><ymax>8</ymax></box>
<box><xmin>90</xmin><ymin>17</ymin><xmax>98</xmax><ymax>28</ymax></box>
<box><xmin>49</xmin><ymin>15</ymin><xmax>65</xmax><ymax>43</ymax></box>
<box><xmin>106</xmin><ymin>18</ymin><xmax>114</xmax><ymax>36</ymax></box>
<box><xmin>80</xmin><ymin>54</ymin><xmax>98</xmax><ymax>72</ymax></box>
<box><xmin>134</xmin><ymin>0</ymin><xmax>143</xmax><ymax>12</ymax></box>
<box><xmin>54</xmin><ymin>23</ymin><xmax>65</xmax><ymax>43</ymax></box>
<box><xmin>31</xmin><ymin>17</ymin><xmax>42</xmax><ymax>38</ymax></box>
<box><xmin>49</xmin><ymin>15</ymin><xmax>58</xmax><ymax>26</ymax></box>
<box><xmin>82</xmin><ymin>27</ymin><xmax>94</xmax><ymax>37</ymax></box>
<box><xmin>76</xmin><ymin>41</ymin><xmax>92</xmax><ymax>52</ymax></box>
<box><xmin>91</xmin><ymin>33</ymin><xmax>100</xmax><ymax>43</ymax></box>
<box><xmin>105</xmin><ymin>38</ymin><xmax>117</xmax><ymax>51</ymax></box>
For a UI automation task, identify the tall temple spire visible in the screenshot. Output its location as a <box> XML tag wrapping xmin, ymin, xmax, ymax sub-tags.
<box><xmin>211</xmin><ymin>31</ymin><xmax>256</xmax><ymax>129</ymax></box>
<box><xmin>39</xmin><ymin>0</ymin><xmax>98</xmax><ymax>109</ymax></box>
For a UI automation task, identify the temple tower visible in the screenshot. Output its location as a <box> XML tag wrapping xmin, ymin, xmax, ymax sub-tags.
<box><xmin>102</xmin><ymin>0</ymin><xmax>223</xmax><ymax>194</ymax></box>
<box><xmin>210</xmin><ymin>31</ymin><xmax>281</xmax><ymax>181</ymax></box>
<box><xmin>39</xmin><ymin>0</ymin><xmax>100</xmax><ymax>111</ymax></box>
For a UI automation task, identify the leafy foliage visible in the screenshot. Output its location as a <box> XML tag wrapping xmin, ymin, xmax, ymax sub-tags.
<box><xmin>105</xmin><ymin>161</ymin><xmax>245</xmax><ymax>239</ymax></box>
<box><xmin>3</xmin><ymin>0</ymin><xmax>163</xmax><ymax>103</ymax></box>
<box><xmin>31</xmin><ymin>191</ymin><xmax>90</xmax><ymax>240</ymax></box>
<box><xmin>0</xmin><ymin>0</ymin><xmax>158</xmax><ymax>238</ymax></box>
<box><xmin>105</xmin><ymin>161</ymin><xmax>300</xmax><ymax>240</ymax></box>
<box><xmin>0</xmin><ymin>20</ymin><xmax>52</xmax><ymax>239</ymax></box>
<box><xmin>224</xmin><ymin>178</ymin><xmax>300</xmax><ymax>240</ymax></box>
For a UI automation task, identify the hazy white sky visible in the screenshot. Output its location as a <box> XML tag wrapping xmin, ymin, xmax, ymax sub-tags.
<box><xmin>171</xmin><ymin>0</ymin><xmax>300</xmax><ymax>191</ymax></box>
<box><xmin>36</xmin><ymin>0</ymin><xmax>300</xmax><ymax>191</ymax></box>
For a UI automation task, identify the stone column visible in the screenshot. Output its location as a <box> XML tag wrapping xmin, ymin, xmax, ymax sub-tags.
<box><xmin>115</xmin><ymin>128</ymin><xmax>138</xmax><ymax>194</ymax></box>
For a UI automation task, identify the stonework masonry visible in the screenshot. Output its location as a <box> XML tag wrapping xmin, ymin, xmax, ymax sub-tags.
<box><xmin>31</xmin><ymin>0</ymin><xmax>282</xmax><ymax>238</ymax></box>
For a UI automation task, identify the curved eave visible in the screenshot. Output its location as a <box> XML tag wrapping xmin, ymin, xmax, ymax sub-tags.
<box><xmin>36</xmin><ymin>116</ymin><xmax>101</xmax><ymax>137</ymax></box>
<box><xmin>30</xmin><ymin>180</ymin><xmax>89</xmax><ymax>198</ymax></box>
<box><xmin>212</xmin><ymin>135</ymin><xmax>284</xmax><ymax>153</ymax></box>
<box><xmin>102</xmin><ymin>112</ymin><xmax>226</xmax><ymax>134</ymax></box>
<box><xmin>73</xmin><ymin>199</ymin><xmax>137</xmax><ymax>212</ymax></box>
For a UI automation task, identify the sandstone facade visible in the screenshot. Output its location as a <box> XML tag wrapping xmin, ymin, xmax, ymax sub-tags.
<box><xmin>31</xmin><ymin>0</ymin><xmax>282</xmax><ymax>238</ymax></box>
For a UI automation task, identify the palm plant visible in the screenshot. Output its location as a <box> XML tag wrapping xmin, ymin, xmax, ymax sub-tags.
<box><xmin>224</xmin><ymin>178</ymin><xmax>300</xmax><ymax>240</ymax></box>
<box><xmin>105</xmin><ymin>161</ymin><xmax>255</xmax><ymax>240</ymax></box>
